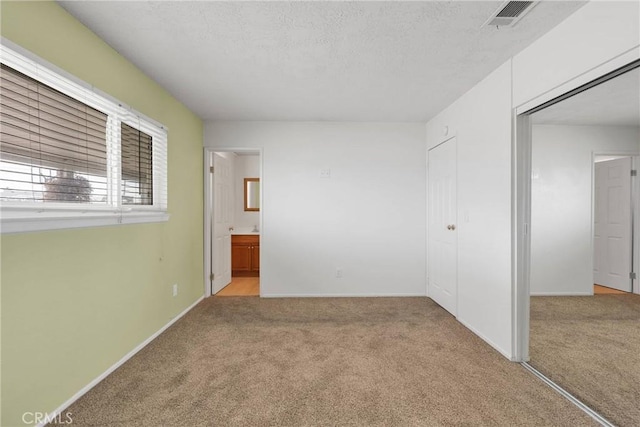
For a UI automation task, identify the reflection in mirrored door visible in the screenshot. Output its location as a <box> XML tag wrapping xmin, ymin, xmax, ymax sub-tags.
<box><xmin>525</xmin><ymin>65</ymin><xmax>640</xmax><ymax>426</ymax></box>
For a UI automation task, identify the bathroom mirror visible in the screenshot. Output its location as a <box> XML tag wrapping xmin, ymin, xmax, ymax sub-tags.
<box><xmin>244</xmin><ymin>178</ymin><xmax>260</xmax><ymax>211</ymax></box>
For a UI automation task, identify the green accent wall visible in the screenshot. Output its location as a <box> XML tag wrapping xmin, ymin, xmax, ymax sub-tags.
<box><xmin>0</xmin><ymin>2</ymin><xmax>204</xmax><ymax>425</ymax></box>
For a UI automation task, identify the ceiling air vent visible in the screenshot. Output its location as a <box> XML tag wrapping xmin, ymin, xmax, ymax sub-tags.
<box><xmin>483</xmin><ymin>1</ymin><xmax>539</xmax><ymax>28</ymax></box>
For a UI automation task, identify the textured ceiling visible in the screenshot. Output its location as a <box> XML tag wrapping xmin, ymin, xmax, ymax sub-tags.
<box><xmin>532</xmin><ymin>67</ymin><xmax>640</xmax><ymax>127</ymax></box>
<box><xmin>59</xmin><ymin>1</ymin><xmax>586</xmax><ymax>122</ymax></box>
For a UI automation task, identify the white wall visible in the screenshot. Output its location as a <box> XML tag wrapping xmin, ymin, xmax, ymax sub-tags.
<box><xmin>205</xmin><ymin>122</ymin><xmax>427</xmax><ymax>297</ymax></box>
<box><xmin>234</xmin><ymin>154</ymin><xmax>260</xmax><ymax>230</ymax></box>
<box><xmin>530</xmin><ymin>125</ymin><xmax>640</xmax><ymax>295</ymax></box>
<box><xmin>426</xmin><ymin>61</ymin><xmax>513</xmax><ymax>358</ymax></box>
<box><xmin>512</xmin><ymin>1</ymin><xmax>639</xmax><ymax>108</ymax></box>
<box><xmin>426</xmin><ymin>1</ymin><xmax>639</xmax><ymax>360</ymax></box>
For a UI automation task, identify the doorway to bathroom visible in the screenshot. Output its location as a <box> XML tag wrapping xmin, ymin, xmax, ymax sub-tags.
<box><xmin>204</xmin><ymin>148</ymin><xmax>262</xmax><ymax>297</ymax></box>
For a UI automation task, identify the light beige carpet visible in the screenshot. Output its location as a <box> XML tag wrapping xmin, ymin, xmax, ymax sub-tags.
<box><xmin>52</xmin><ymin>297</ymin><xmax>594</xmax><ymax>426</ymax></box>
<box><xmin>530</xmin><ymin>294</ymin><xmax>640</xmax><ymax>427</ymax></box>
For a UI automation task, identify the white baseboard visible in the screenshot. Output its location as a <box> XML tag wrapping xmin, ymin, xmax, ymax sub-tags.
<box><xmin>39</xmin><ymin>295</ymin><xmax>204</xmax><ymax>427</ymax></box>
<box><xmin>260</xmin><ymin>293</ymin><xmax>428</xmax><ymax>298</ymax></box>
<box><xmin>530</xmin><ymin>291</ymin><xmax>592</xmax><ymax>296</ymax></box>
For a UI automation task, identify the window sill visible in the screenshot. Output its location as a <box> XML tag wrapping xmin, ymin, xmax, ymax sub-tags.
<box><xmin>0</xmin><ymin>210</ymin><xmax>170</xmax><ymax>234</ymax></box>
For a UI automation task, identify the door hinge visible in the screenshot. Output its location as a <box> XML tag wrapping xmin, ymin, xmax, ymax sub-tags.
<box><xmin>630</xmin><ymin>272</ymin><xmax>636</xmax><ymax>280</ymax></box>
<box><xmin>631</xmin><ymin>170</ymin><xmax>637</xmax><ymax>177</ymax></box>
<box><xmin>210</xmin><ymin>273</ymin><xmax>215</xmax><ymax>281</ymax></box>
<box><xmin>210</xmin><ymin>166</ymin><xmax>215</xmax><ymax>173</ymax></box>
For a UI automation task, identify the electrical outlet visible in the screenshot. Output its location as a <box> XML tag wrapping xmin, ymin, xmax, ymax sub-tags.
<box><xmin>320</xmin><ymin>169</ymin><xmax>331</xmax><ymax>178</ymax></box>
<box><xmin>172</xmin><ymin>283</ymin><xmax>178</xmax><ymax>297</ymax></box>
<box><xmin>336</xmin><ymin>268</ymin><xmax>343</xmax><ymax>278</ymax></box>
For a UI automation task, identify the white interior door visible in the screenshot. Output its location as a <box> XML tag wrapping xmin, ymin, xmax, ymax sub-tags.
<box><xmin>212</xmin><ymin>153</ymin><xmax>233</xmax><ymax>294</ymax></box>
<box><xmin>593</xmin><ymin>157</ymin><xmax>632</xmax><ymax>292</ymax></box>
<box><xmin>428</xmin><ymin>138</ymin><xmax>458</xmax><ymax>315</ymax></box>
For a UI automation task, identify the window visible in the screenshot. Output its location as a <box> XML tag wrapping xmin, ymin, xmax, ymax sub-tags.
<box><xmin>121</xmin><ymin>122</ymin><xmax>153</xmax><ymax>205</ymax></box>
<box><xmin>0</xmin><ymin>44</ymin><xmax>168</xmax><ymax>233</ymax></box>
<box><xmin>1</xmin><ymin>64</ymin><xmax>110</xmax><ymax>204</ymax></box>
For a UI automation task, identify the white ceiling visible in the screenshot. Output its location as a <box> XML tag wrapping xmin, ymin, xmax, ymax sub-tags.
<box><xmin>59</xmin><ymin>1</ymin><xmax>586</xmax><ymax>122</ymax></box>
<box><xmin>532</xmin><ymin>66</ymin><xmax>640</xmax><ymax>127</ymax></box>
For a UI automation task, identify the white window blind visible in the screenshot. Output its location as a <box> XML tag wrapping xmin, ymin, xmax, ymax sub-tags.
<box><xmin>0</xmin><ymin>43</ymin><xmax>168</xmax><ymax>233</ymax></box>
<box><xmin>1</xmin><ymin>64</ymin><xmax>110</xmax><ymax>204</ymax></box>
<box><xmin>121</xmin><ymin>122</ymin><xmax>153</xmax><ymax>205</ymax></box>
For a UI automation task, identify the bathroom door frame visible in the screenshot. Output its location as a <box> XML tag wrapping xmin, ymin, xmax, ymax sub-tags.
<box><xmin>203</xmin><ymin>147</ymin><xmax>263</xmax><ymax>297</ymax></box>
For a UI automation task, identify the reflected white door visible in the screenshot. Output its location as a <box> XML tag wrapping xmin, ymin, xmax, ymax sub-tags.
<box><xmin>428</xmin><ymin>138</ymin><xmax>457</xmax><ymax>315</ymax></box>
<box><xmin>593</xmin><ymin>157</ymin><xmax>632</xmax><ymax>292</ymax></box>
<box><xmin>212</xmin><ymin>153</ymin><xmax>233</xmax><ymax>294</ymax></box>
